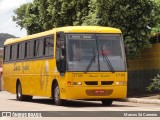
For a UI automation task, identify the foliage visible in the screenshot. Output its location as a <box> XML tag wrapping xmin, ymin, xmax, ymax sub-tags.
<box><xmin>13</xmin><ymin>0</ymin><xmax>160</xmax><ymax>58</ymax></box>
<box><xmin>147</xmin><ymin>74</ymin><xmax>160</xmax><ymax>92</ymax></box>
<box><xmin>151</xmin><ymin>0</ymin><xmax>160</xmax><ymax>34</ymax></box>
<box><xmin>0</xmin><ymin>33</ymin><xmax>16</xmax><ymax>48</ymax></box>
<box><xmin>13</xmin><ymin>2</ymin><xmax>45</xmax><ymax>35</ymax></box>
<box><xmin>84</xmin><ymin>0</ymin><xmax>160</xmax><ymax>58</ymax></box>
<box><xmin>13</xmin><ymin>0</ymin><xmax>89</xmax><ymax>34</ymax></box>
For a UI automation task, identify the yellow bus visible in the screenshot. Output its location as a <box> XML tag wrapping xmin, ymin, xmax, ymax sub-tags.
<box><xmin>3</xmin><ymin>26</ymin><xmax>127</xmax><ymax>106</ymax></box>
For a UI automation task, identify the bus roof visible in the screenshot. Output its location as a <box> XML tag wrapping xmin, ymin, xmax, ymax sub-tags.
<box><xmin>4</xmin><ymin>26</ymin><xmax>122</xmax><ymax>45</ymax></box>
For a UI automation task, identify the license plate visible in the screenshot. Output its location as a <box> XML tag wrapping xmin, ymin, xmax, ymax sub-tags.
<box><xmin>94</xmin><ymin>90</ymin><xmax>105</xmax><ymax>94</ymax></box>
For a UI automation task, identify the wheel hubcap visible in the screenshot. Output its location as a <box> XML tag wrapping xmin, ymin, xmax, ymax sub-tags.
<box><xmin>18</xmin><ymin>85</ymin><xmax>21</xmax><ymax>98</ymax></box>
<box><xmin>54</xmin><ymin>86</ymin><xmax>59</xmax><ymax>102</ymax></box>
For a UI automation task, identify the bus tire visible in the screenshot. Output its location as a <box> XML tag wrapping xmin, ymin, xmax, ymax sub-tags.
<box><xmin>16</xmin><ymin>82</ymin><xmax>32</xmax><ymax>101</ymax></box>
<box><xmin>24</xmin><ymin>95</ymin><xmax>33</xmax><ymax>101</ymax></box>
<box><xmin>53</xmin><ymin>83</ymin><xmax>65</xmax><ymax>106</ymax></box>
<box><xmin>101</xmin><ymin>99</ymin><xmax>113</xmax><ymax>106</ymax></box>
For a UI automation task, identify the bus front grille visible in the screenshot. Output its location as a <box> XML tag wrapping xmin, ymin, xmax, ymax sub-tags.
<box><xmin>85</xmin><ymin>81</ymin><xmax>98</xmax><ymax>85</ymax></box>
<box><xmin>101</xmin><ymin>81</ymin><xmax>114</xmax><ymax>85</ymax></box>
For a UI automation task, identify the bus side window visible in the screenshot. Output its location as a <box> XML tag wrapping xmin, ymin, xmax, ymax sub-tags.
<box><xmin>30</xmin><ymin>41</ymin><xmax>34</xmax><ymax>58</ymax></box>
<box><xmin>34</xmin><ymin>39</ymin><xmax>43</xmax><ymax>57</ymax></box>
<box><xmin>14</xmin><ymin>44</ymin><xmax>17</xmax><ymax>60</ymax></box>
<box><xmin>4</xmin><ymin>46</ymin><xmax>6</xmax><ymax>62</ymax></box>
<box><xmin>25</xmin><ymin>41</ymin><xmax>34</xmax><ymax>59</ymax></box>
<box><xmin>21</xmin><ymin>42</ymin><xmax>25</xmax><ymax>59</ymax></box>
<box><xmin>34</xmin><ymin>39</ymin><xmax>39</xmax><ymax>57</ymax></box>
<box><xmin>17</xmin><ymin>43</ymin><xmax>23</xmax><ymax>59</ymax></box>
<box><xmin>3</xmin><ymin>47</ymin><xmax>6</xmax><ymax>61</ymax></box>
<box><xmin>44</xmin><ymin>36</ymin><xmax>54</xmax><ymax>56</ymax></box>
<box><xmin>4</xmin><ymin>46</ymin><xmax>10</xmax><ymax>62</ymax></box>
<box><xmin>39</xmin><ymin>39</ymin><xmax>44</xmax><ymax>57</ymax></box>
<box><xmin>10</xmin><ymin>44</ymin><xmax>17</xmax><ymax>61</ymax></box>
<box><xmin>10</xmin><ymin>45</ymin><xmax>12</xmax><ymax>60</ymax></box>
<box><xmin>25</xmin><ymin>42</ymin><xmax>30</xmax><ymax>58</ymax></box>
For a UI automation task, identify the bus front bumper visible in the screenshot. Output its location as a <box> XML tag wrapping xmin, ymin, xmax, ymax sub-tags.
<box><xmin>65</xmin><ymin>86</ymin><xmax>127</xmax><ymax>100</ymax></box>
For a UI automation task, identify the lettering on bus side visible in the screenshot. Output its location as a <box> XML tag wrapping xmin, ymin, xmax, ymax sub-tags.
<box><xmin>13</xmin><ymin>63</ymin><xmax>30</xmax><ymax>71</ymax></box>
<box><xmin>116</xmin><ymin>73</ymin><xmax>125</xmax><ymax>77</ymax></box>
<box><xmin>13</xmin><ymin>63</ymin><xmax>21</xmax><ymax>71</ymax></box>
<box><xmin>22</xmin><ymin>63</ymin><xmax>30</xmax><ymax>71</ymax></box>
<box><xmin>100</xmin><ymin>75</ymin><xmax>110</xmax><ymax>77</ymax></box>
<box><xmin>73</xmin><ymin>74</ymin><xmax>83</xmax><ymax>78</ymax></box>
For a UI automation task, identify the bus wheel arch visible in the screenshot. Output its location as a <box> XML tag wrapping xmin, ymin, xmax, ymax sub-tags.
<box><xmin>16</xmin><ymin>79</ymin><xmax>20</xmax><ymax>92</ymax></box>
<box><xmin>16</xmin><ymin>79</ymin><xmax>23</xmax><ymax>101</ymax></box>
<box><xmin>52</xmin><ymin>79</ymin><xmax>65</xmax><ymax>106</ymax></box>
<box><xmin>16</xmin><ymin>79</ymin><xmax>32</xmax><ymax>101</ymax></box>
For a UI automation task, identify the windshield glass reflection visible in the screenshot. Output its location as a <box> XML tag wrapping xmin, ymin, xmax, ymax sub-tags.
<box><xmin>67</xmin><ymin>34</ymin><xmax>126</xmax><ymax>72</ymax></box>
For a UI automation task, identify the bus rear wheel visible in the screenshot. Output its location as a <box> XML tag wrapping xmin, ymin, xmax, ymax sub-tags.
<box><xmin>53</xmin><ymin>83</ymin><xmax>65</xmax><ymax>106</ymax></box>
<box><xmin>16</xmin><ymin>82</ymin><xmax>32</xmax><ymax>101</ymax></box>
<box><xmin>101</xmin><ymin>99</ymin><xmax>113</xmax><ymax>106</ymax></box>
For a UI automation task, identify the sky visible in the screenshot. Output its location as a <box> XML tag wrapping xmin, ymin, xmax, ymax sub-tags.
<box><xmin>0</xmin><ymin>0</ymin><xmax>33</xmax><ymax>37</ymax></box>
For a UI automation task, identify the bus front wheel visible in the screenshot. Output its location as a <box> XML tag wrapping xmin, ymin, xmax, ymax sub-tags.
<box><xmin>53</xmin><ymin>83</ymin><xmax>65</xmax><ymax>106</ymax></box>
<box><xmin>16</xmin><ymin>82</ymin><xmax>32</xmax><ymax>101</ymax></box>
<box><xmin>101</xmin><ymin>99</ymin><xmax>113</xmax><ymax>106</ymax></box>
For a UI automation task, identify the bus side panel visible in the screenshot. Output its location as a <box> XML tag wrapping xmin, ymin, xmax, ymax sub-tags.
<box><xmin>13</xmin><ymin>62</ymin><xmax>23</xmax><ymax>94</ymax></box>
<box><xmin>33</xmin><ymin>59</ymin><xmax>45</xmax><ymax>96</ymax></box>
<box><xmin>58</xmin><ymin>72</ymin><xmax>72</xmax><ymax>99</ymax></box>
<box><xmin>21</xmin><ymin>61</ymin><xmax>34</xmax><ymax>95</ymax></box>
<box><xmin>3</xmin><ymin>62</ymin><xmax>22</xmax><ymax>94</ymax></box>
<box><xmin>33</xmin><ymin>59</ymin><xmax>55</xmax><ymax>97</ymax></box>
<box><xmin>3</xmin><ymin>63</ymin><xmax>12</xmax><ymax>93</ymax></box>
<box><xmin>43</xmin><ymin>59</ymin><xmax>58</xmax><ymax>97</ymax></box>
<box><xmin>44</xmin><ymin>59</ymin><xmax>55</xmax><ymax>97</ymax></box>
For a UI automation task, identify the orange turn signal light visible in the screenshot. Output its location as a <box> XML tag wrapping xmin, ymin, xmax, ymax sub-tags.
<box><xmin>67</xmin><ymin>81</ymin><xmax>72</xmax><ymax>85</ymax></box>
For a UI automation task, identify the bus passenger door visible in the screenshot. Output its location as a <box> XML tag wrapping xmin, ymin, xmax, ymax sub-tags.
<box><xmin>55</xmin><ymin>32</ymin><xmax>67</xmax><ymax>98</ymax></box>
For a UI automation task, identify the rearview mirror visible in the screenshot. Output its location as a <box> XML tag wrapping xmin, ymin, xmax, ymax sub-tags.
<box><xmin>56</xmin><ymin>32</ymin><xmax>66</xmax><ymax>74</ymax></box>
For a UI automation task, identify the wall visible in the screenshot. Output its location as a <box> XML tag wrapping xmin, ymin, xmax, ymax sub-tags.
<box><xmin>128</xmin><ymin>43</ymin><xmax>160</xmax><ymax>95</ymax></box>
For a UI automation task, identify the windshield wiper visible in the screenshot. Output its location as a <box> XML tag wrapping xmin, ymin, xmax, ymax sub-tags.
<box><xmin>102</xmin><ymin>54</ymin><xmax>115</xmax><ymax>73</ymax></box>
<box><xmin>85</xmin><ymin>49</ymin><xmax>96</xmax><ymax>73</ymax></box>
<box><xmin>101</xmin><ymin>47</ymin><xmax>115</xmax><ymax>73</ymax></box>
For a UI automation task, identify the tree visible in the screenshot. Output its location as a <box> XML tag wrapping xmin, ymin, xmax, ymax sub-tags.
<box><xmin>47</xmin><ymin>0</ymin><xmax>89</xmax><ymax>27</ymax></box>
<box><xmin>152</xmin><ymin>0</ymin><xmax>160</xmax><ymax>34</ymax></box>
<box><xmin>13</xmin><ymin>0</ymin><xmax>89</xmax><ymax>34</ymax></box>
<box><xmin>13</xmin><ymin>3</ymin><xmax>29</xmax><ymax>29</ymax></box>
<box><xmin>84</xmin><ymin>0</ymin><xmax>160</xmax><ymax>58</ymax></box>
<box><xmin>13</xmin><ymin>0</ymin><xmax>160</xmax><ymax>58</ymax></box>
<box><xmin>147</xmin><ymin>74</ymin><xmax>160</xmax><ymax>93</ymax></box>
<box><xmin>13</xmin><ymin>2</ymin><xmax>45</xmax><ymax>35</ymax></box>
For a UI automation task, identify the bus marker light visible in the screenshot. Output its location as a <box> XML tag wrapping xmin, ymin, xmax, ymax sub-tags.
<box><xmin>116</xmin><ymin>82</ymin><xmax>125</xmax><ymax>85</ymax></box>
<box><xmin>73</xmin><ymin>82</ymin><xmax>82</xmax><ymax>85</ymax></box>
<box><xmin>67</xmin><ymin>81</ymin><xmax>72</xmax><ymax>85</ymax></box>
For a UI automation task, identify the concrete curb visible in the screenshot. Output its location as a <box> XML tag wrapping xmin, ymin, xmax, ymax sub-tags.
<box><xmin>120</xmin><ymin>98</ymin><xmax>160</xmax><ymax>104</ymax></box>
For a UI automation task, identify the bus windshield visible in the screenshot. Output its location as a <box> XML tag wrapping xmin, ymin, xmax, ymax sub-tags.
<box><xmin>66</xmin><ymin>34</ymin><xmax>126</xmax><ymax>72</ymax></box>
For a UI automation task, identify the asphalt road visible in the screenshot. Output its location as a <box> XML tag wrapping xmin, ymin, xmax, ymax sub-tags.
<box><xmin>0</xmin><ymin>91</ymin><xmax>159</xmax><ymax>120</ymax></box>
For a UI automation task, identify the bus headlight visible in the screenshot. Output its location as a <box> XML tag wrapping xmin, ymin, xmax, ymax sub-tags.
<box><xmin>73</xmin><ymin>82</ymin><xmax>82</xmax><ymax>85</ymax></box>
<box><xmin>116</xmin><ymin>81</ymin><xmax>125</xmax><ymax>85</ymax></box>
